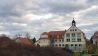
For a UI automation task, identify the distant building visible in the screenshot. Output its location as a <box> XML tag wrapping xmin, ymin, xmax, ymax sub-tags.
<box><xmin>91</xmin><ymin>31</ymin><xmax>98</xmax><ymax>46</ymax></box>
<box><xmin>15</xmin><ymin>36</ymin><xmax>33</xmax><ymax>46</ymax></box>
<box><xmin>35</xmin><ymin>19</ymin><xmax>86</xmax><ymax>52</ymax></box>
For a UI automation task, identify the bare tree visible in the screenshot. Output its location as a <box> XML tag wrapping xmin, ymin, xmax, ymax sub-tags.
<box><xmin>25</xmin><ymin>33</ymin><xmax>31</xmax><ymax>39</ymax></box>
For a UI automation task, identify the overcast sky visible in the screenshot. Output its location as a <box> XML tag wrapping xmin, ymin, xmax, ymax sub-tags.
<box><xmin>0</xmin><ymin>0</ymin><xmax>98</xmax><ymax>39</ymax></box>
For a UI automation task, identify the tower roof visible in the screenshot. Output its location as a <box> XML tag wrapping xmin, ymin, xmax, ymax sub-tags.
<box><xmin>72</xmin><ymin>18</ymin><xmax>76</xmax><ymax>26</ymax></box>
<box><xmin>72</xmin><ymin>19</ymin><xmax>76</xmax><ymax>23</ymax></box>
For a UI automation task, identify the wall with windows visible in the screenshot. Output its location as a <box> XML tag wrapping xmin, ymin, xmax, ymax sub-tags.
<box><xmin>35</xmin><ymin>39</ymin><xmax>50</xmax><ymax>47</ymax></box>
<box><xmin>51</xmin><ymin>39</ymin><xmax>65</xmax><ymax>47</ymax></box>
<box><xmin>63</xmin><ymin>26</ymin><xmax>86</xmax><ymax>51</ymax></box>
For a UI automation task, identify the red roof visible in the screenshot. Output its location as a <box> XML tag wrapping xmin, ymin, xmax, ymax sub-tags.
<box><xmin>48</xmin><ymin>31</ymin><xmax>65</xmax><ymax>39</ymax></box>
<box><xmin>41</xmin><ymin>32</ymin><xmax>48</xmax><ymax>35</ymax></box>
<box><xmin>92</xmin><ymin>31</ymin><xmax>98</xmax><ymax>39</ymax></box>
<box><xmin>94</xmin><ymin>31</ymin><xmax>98</xmax><ymax>36</ymax></box>
<box><xmin>15</xmin><ymin>37</ymin><xmax>33</xmax><ymax>46</ymax></box>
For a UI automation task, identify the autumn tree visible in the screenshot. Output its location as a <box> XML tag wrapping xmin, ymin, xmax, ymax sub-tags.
<box><xmin>86</xmin><ymin>40</ymin><xmax>94</xmax><ymax>54</ymax></box>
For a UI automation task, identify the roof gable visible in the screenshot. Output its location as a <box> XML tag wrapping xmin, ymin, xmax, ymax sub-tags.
<box><xmin>66</xmin><ymin>26</ymin><xmax>83</xmax><ymax>33</ymax></box>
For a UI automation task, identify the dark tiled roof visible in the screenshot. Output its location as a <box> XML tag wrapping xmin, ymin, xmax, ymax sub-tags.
<box><xmin>40</xmin><ymin>31</ymin><xmax>65</xmax><ymax>39</ymax></box>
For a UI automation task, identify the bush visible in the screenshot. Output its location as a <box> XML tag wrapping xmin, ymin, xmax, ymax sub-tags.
<box><xmin>0</xmin><ymin>36</ymin><xmax>72</xmax><ymax>56</ymax></box>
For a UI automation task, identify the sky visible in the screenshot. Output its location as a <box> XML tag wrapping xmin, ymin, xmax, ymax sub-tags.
<box><xmin>0</xmin><ymin>0</ymin><xmax>98</xmax><ymax>39</ymax></box>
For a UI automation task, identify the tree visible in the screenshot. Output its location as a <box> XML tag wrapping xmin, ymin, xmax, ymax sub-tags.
<box><xmin>85</xmin><ymin>40</ymin><xmax>98</xmax><ymax>55</ymax></box>
<box><xmin>86</xmin><ymin>40</ymin><xmax>94</xmax><ymax>54</ymax></box>
<box><xmin>25</xmin><ymin>33</ymin><xmax>31</xmax><ymax>39</ymax></box>
<box><xmin>96</xmin><ymin>47</ymin><xmax>98</xmax><ymax>55</ymax></box>
<box><xmin>90</xmin><ymin>37</ymin><xmax>93</xmax><ymax>43</ymax></box>
<box><xmin>32</xmin><ymin>37</ymin><xmax>36</xmax><ymax>43</ymax></box>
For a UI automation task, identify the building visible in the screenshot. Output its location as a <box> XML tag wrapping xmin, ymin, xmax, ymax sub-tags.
<box><xmin>91</xmin><ymin>31</ymin><xmax>98</xmax><ymax>46</ymax></box>
<box><xmin>15</xmin><ymin>36</ymin><xmax>33</xmax><ymax>46</ymax></box>
<box><xmin>35</xmin><ymin>19</ymin><xmax>86</xmax><ymax>52</ymax></box>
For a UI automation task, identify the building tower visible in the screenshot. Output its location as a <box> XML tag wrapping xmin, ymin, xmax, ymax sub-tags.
<box><xmin>72</xmin><ymin>18</ymin><xmax>76</xmax><ymax>26</ymax></box>
<box><xmin>64</xmin><ymin>18</ymin><xmax>86</xmax><ymax>52</ymax></box>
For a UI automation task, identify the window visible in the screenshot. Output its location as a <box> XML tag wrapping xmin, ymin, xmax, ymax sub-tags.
<box><xmin>70</xmin><ymin>29</ymin><xmax>72</xmax><ymax>31</ymax></box>
<box><xmin>72</xmin><ymin>38</ymin><xmax>76</xmax><ymax>42</ymax></box>
<box><xmin>52</xmin><ymin>45</ymin><xmax>54</xmax><ymax>47</ymax></box>
<box><xmin>75</xmin><ymin>29</ymin><xmax>77</xmax><ymax>31</ymax></box>
<box><xmin>59</xmin><ymin>44</ymin><xmax>61</xmax><ymax>47</ymax></box>
<box><xmin>62</xmin><ymin>44</ymin><xmax>65</xmax><ymax>47</ymax></box>
<box><xmin>79</xmin><ymin>44</ymin><xmax>81</xmax><ymax>46</ymax></box>
<box><xmin>66</xmin><ymin>44</ymin><xmax>69</xmax><ymax>47</ymax></box>
<box><xmin>55</xmin><ymin>44</ymin><xmax>58</xmax><ymax>47</ymax></box>
<box><xmin>75</xmin><ymin>44</ymin><xmax>77</xmax><ymax>46</ymax></box>
<box><xmin>72</xmin><ymin>33</ymin><xmax>75</xmax><ymax>37</ymax></box>
<box><xmin>71</xmin><ymin>44</ymin><xmax>73</xmax><ymax>46</ymax></box>
<box><xmin>77</xmin><ymin>33</ymin><xmax>81</xmax><ymax>37</ymax></box>
<box><xmin>77</xmin><ymin>39</ymin><xmax>81</xmax><ymax>42</ymax></box>
<box><xmin>66</xmin><ymin>33</ymin><xmax>70</xmax><ymax>37</ymax></box>
<box><xmin>62</xmin><ymin>39</ymin><xmax>64</xmax><ymax>42</ymax></box>
<box><xmin>66</xmin><ymin>39</ymin><xmax>70</xmax><ymax>42</ymax></box>
<box><xmin>59</xmin><ymin>39</ymin><xmax>61</xmax><ymax>42</ymax></box>
<box><xmin>55</xmin><ymin>39</ymin><xmax>57</xmax><ymax>42</ymax></box>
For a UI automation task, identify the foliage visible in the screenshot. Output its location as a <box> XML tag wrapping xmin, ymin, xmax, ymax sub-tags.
<box><xmin>0</xmin><ymin>36</ymin><xmax>72</xmax><ymax>56</ymax></box>
<box><xmin>86</xmin><ymin>40</ymin><xmax>98</xmax><ymax>56</ymax></box>
<box><xmin>73</xmin><ymin>52</ymin><xmax>80</xmax><ymax>56</ymax></box>
<box><xmin>86</xmin><ymin>40</ymin><xmax>94</xmax><ymax>54</ymax></box>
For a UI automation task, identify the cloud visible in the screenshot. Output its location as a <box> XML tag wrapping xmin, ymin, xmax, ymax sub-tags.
<box><xmin>0</xmin><ymin>0</ymin><xmax>97</xmax><ymax>39</ymax></box>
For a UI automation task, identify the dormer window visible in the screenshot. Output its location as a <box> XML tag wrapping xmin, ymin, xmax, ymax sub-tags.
<box><xmin>75</xmin><ymin>29</ymin><xmax>77</xmax><ymax>31</ymax></box>
<box><xmin>70</xmin><ymin>29</ymin><xmax>77</xmax><ymax>31</ymax></box>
